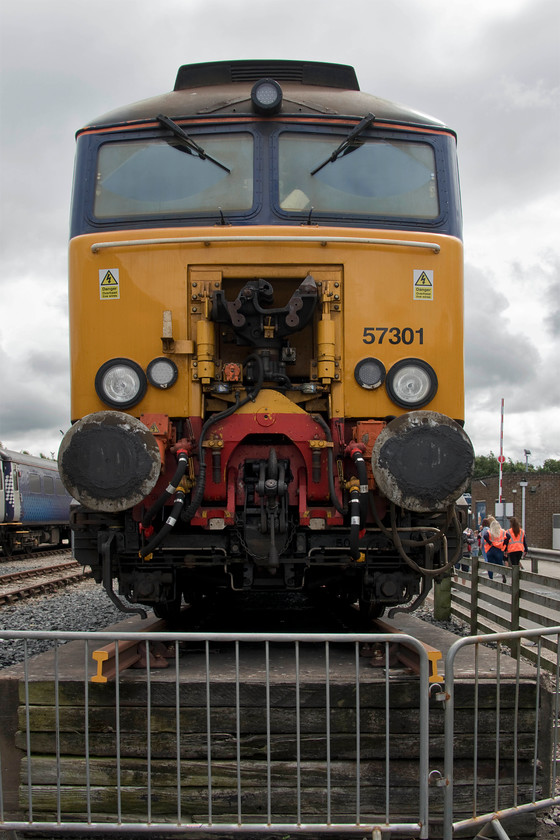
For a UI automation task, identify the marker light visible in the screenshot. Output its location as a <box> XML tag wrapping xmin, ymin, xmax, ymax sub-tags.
<box><xmin>387</xmin><ymin>359</ymin><xmax>437</xmax><ymax>408</ymax></box>
<box><xmin>251</xmin><ymin>78</ymin><xmax>283</xmax><ymax>115</ymax></box>
<box><xmin>354</xmin><ymin>358</ymin><xmax>386</xmax><ymax>390</ymax></box>
<box><xmin>95</xmin><ymin>358</ymin><xmax>147</xmax><ymax>409</ymax></box>
<box><xmin>147</xmin><ymin>357</ymin><xmax>178</xmax><ymax>390</ymax></box>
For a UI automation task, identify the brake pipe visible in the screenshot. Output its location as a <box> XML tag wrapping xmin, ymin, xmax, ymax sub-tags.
<box><xmin>368</xmin><ymin>492</ymin><xmax>445</xmax><ymax>548</ymax></box>
<box><xmin>142</xmin><ymin>448</ymin><xmax>190</xmax><ymax>528</ymax></box>
<box><xmin>346</xmin><ymin>442</ymin><xmax>368</xmax><ymax>527</ymax></box>
<box><xmin>348</xmin><ymin>485</ymin><xmax>361</xmax><ymax>561</ymax></box>
<box><xmin>389</xmin><ymin>501</ymin><xmax>462</xmax><ymax>577</ymax></box>
<box><xmin>140</xmin><ymin>488</ymin><xmax>186</xmax><ymax>558</ymax></box>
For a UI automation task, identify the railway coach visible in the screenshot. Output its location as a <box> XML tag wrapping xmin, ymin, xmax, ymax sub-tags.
<box><xmin>1</xmin><ymin>448</ymin><xmax>71</xmax><ymax>555</ymax></box>
<box><xmin>59</xmin><ymin>60</ymin><xmax>474</xmax><ymax>620</ymax></box>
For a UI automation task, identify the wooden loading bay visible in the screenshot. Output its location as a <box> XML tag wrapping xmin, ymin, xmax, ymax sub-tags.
<box><xmin>0</xmin><ymin>612</ymin><xmax>555</xmax><ymax>837</ymax></box>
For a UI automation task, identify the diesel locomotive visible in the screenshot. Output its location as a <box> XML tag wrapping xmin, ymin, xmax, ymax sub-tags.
<box><xmin>1</xmin><ymin>448</ymin><xmax>71</xmax><ymax>555</ymax></box>
<box><xmin>59</xmin><ymin>60</ymin><xmax>474</xmax><ymax>619</ymax></box>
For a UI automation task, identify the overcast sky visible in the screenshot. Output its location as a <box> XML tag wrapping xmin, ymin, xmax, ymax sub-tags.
<box><xmin>1</xmin><ymin>0</ymin><xmax>559</xmax><ymax>466</ymax></box>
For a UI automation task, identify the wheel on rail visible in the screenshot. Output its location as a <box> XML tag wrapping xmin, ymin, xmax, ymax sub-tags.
<box><xmin>153</xmin><ymin>595</ymin><xmax>183</xmax><ymax>624</ymax></box>
<box><xmin>358</xmin><ymin>598</ymin><xmax>385</xmax><ymax>627</ymax></box>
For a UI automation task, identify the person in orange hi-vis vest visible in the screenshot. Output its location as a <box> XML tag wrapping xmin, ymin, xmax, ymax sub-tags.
<box><xmin>484</xmin><ymin>516</ymin><xmax>506</xmax><ymax>581</ymax></box>
<box><xmin>503</xmin><ymin>516</ymin><xmax>528</xmax><ymax>569</ymax></box>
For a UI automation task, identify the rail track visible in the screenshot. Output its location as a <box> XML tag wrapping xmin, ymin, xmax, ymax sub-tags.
<box><xmin>0</xmin><ymin>545</ymin><xmax>72</xmax><ymax>562</ymax></box>
<box><xmin>0</xmin><ymin>558</ymin><xmax>90</xmax><ymax>605</ymax></box>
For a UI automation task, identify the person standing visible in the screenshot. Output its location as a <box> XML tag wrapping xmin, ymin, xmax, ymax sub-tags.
<box><xmin>503</xmin><ymin>517</ymin><xmax>528</xmax><ymax>569</ymax></box>
<box><xmin>484</xmin><ymin>517</ymin><xmax>506</xmax><ymax>581</ymax></box>
<box><xmin>479</xmin><ymin>518</ymin><xmax>490</xmax><ymax>563</ymax></box>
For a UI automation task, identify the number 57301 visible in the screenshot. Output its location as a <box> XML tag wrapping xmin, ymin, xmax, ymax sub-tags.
<box><xmin>362</xmin><ymin>327</ymin><xmax>424</xmax><ymax>345</ymax></box>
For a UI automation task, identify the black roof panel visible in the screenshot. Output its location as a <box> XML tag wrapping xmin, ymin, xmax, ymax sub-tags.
<box><xmin>174</xmin><ymin>60</ymin><xmax>360</xmax><ymax>91</ymax></box>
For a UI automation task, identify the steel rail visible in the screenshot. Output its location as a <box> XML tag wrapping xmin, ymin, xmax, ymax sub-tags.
<box><xmin>0</xmin><ymin>566</ymin><xmax>88</xmax><ymax>605</ymax></box>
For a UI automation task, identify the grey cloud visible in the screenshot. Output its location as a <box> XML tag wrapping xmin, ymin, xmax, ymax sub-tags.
<box><xmin>543</xmin><ymin>264</ymin><xmax>560</xmax><ymax>338</ymax></box>
<box><xmin>510</xmin><ymin>254</ymin><xmax>560</xmax><ymax>338</ymax></box>
<box><xmin>464</xmin><ymin>263</ymin><xmax>542</xmax><ymax>396</ymax></box>
<box><xmin>464</xmin><ymin>258</ymin><xmax>560</xmax><ymax>419</ymax></box>
<box><xmin>0</xmin><ymin>340</ymin><xmax>70</xmax><ymax>438</ymax></box>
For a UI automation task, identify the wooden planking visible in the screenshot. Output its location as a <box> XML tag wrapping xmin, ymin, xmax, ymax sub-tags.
<box><xmin>19</xmin><ymin>782</ymin><xmax>536</xmax><ymax>817</ymax></box>
<box><xmin>22</xmin><ymin>755</ymin><xmax>539</xmax><ymax>787</ymax></box>
<box><xmin>19</xmin><ymin>675</ymin><xmax>538</xmax><ymax>708</ymax></box>
<box><xmin>17</xmin><ymin>704</ymin><xmax>538</xmax><ymax>735</ymax></box>
<box><xmin>14</xmin><ymin>730</ymin><xmax>539</xmax><ymax>761</ymax></box>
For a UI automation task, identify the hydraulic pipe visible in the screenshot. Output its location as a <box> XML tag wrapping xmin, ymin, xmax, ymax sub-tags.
<box><xmin>348</xmin><ymin>487</ymin><xmax>361</xmax><ymax>561</ymax></box>
<box><xmin>140</xmin><ymin>489</ymin><xmax>186</xmax><ymax>558</ymax></box>
<box><xmin>347</xmin><ymin>444</ymin><xmax>368</xmax><ymax>527</ymax></box>
<box><xmin>142</xmin><ymin>449</ymin><xmax>190</xmax><ymax>528</ymax></box>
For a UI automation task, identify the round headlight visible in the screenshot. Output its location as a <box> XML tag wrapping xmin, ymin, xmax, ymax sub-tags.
<box><xmin>386</xmin><ymin>359</ymin><xmax>437</xmax><ymax>408</ymax></box>
<box><xmin>95</xmin><ymin>359</ymin><xmax>147</xmax><ymax>409</ymax></box>
<box><xmin>251</xmin><ymin>78</ymin><xmax>283</xmax><ymax>115</ymax></box>
<box><xmin>354</xmin><ymin>358</ymin><xmax>386</xmax><ymax>390</ymax></box>
<box><xmin>147</xmin><ymin>357</ymin><xmax>178</xmax><ymax>390</ymax></box>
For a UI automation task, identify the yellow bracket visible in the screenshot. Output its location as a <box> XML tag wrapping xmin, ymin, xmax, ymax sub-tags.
<box><xmin>91</xmin><ymin>650</ymin><xmax>109</xmax><ymax>684</ymax></box>
<box><xmin>428</xmin><ymin>650</ymin><xmax>444</xmax><ymax>683</ymax></box>
<box><xmin>202</xmin><ymin>436</ymin><xmax>224</xmax><ymax>449</ymax></box>
<box><xmin>161</xmin><ymin>310</ymin><xmax>195</xmax><ymax>355</ymax></box>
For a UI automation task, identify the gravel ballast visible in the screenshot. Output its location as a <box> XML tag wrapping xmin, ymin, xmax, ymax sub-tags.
<box><xmin>0</xmin><ymin>578</ymin><xmax>131</xmax><ymax>668</ymax></box>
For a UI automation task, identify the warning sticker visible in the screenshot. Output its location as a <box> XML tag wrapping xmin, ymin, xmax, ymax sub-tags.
<box><xmin>413</xmin><ymin>269</ymin><xmax>433</xmax><ymax>301</ymax></box>
<box><xmin>99</xmin><ymin>269</ymin><xmax>120</xmax><ymax>300</ymax></box>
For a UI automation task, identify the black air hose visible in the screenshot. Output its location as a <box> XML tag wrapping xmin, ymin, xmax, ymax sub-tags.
<box><xmin>349</xmin><ymin>447</ymin><xmax>369</xmax><ymax>527</ymax></box>
<box><xmin>348</xmin><ymin>487</ymin><xmax>361</xmax><ymax>560</ymax></box>
<box><xmin>139</xmin><ymin>488</ymin><xmax>186</xmax><ymax>558</ymax></box>
<box><xmin>142</xmin><ymin>449</ymin><xmax>190</xmax><ymax>528</ymax></box>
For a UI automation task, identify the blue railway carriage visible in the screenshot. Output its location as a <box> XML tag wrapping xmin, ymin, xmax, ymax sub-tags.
<box><xmin>0</xmin><ymin>448</ymin><xmax>71</xmax><ymax>554</ymax></box>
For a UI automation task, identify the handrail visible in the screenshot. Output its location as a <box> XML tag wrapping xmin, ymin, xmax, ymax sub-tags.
<box><xmin>90</xmin><ymin>234</ymin><xmax>441</xmax><ymax>254</ymax></box>
<box><xmin>528</xmin><ymin>546</ymin><xmax>560</xmax><ymax>563</ymax></box>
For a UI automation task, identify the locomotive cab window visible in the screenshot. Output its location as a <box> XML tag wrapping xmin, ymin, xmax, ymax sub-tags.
<box><xmin>277</xmin><ymin>132</ymin><xmax>439</xmax><ymax>220</ymax></box>
<box><xmin>94</xmin><ymin>133</ymin><xmax>254</xmax><ymax>219</ymax></box>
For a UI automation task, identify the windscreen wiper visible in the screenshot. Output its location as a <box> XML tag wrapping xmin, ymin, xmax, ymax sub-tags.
<box><xmin>310</xmin><ymin>112</ymin><xmax>375</xmax><ymax>176</ymax></box>
<box><xmin>157</xmin><ymin>114</ymin><xmax>231</xmax><ymax>173</ymax></box>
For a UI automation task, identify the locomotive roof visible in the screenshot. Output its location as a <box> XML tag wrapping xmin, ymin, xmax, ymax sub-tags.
<box><xmin>80</xmin><ymin>60</ymin><xmax>451</xmax><ymax>134</ymax></box>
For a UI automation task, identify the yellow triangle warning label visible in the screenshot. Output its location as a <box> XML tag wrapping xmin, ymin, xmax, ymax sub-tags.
<box><xmin>99</xmin><ymin>268</ymin><xmax>120</xmax><ymax>300</ymax></box>
<box><xmin>101</xmin><ymin>270</ymin><xmax>118</xmax><ymax>286</ymax></box>
<box><xmin>415</xmin><ymin>271</ymin><xmax>432</xmax><ymax>286</ymax></box>
<box><xmin>413</xmin><ymin>269</ymin><xmax>434</xmax><ymax>301</ymax></box>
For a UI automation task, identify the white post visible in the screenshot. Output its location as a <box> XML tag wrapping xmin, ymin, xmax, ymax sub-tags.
<box><xmin>520</xmin><ymin>449</ymin><xmax>531</xmax><ymax>532</ymax></box>
<box><xmin>519</xmin><ymin>481</ymin><xmax>527</xmax><ymax>531</ymax></box>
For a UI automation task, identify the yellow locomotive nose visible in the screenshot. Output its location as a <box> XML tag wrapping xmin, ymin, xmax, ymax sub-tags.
<box><xmin>63</xmin><ymin>59</ymin><xmax>473</xmax><ymax>619</ymax></box>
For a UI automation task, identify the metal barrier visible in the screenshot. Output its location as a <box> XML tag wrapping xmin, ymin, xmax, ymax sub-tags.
<box><xmin>442</xmin><ymin>625</ymin><xmax>560</xmax><ymax>839</ymax></box>
<box><xmin>0</xmin><ymin>629</ymin><xmax>432</xmax><ymax>836</ymax></box>
<box><xmin>528</xmin><ymin>547</ymin><xmax>560</xmax><ymax>565</ymax></box>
